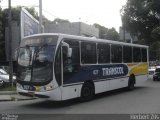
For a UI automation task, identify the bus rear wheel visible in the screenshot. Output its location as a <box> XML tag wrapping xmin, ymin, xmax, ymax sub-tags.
<box><xmin>80</xmin><ymin>82</ymin><xmax>94</xmax><ymax>102</ymax></box>
<box><xmin>127</xmin><ymin>75</ymin><xmax>135</xmax><ymax>90</ymax></box>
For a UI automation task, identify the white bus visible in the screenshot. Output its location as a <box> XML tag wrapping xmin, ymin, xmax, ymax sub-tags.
<box><xmin>16</xmin><ymin>33</ymin><xmax>149</xmax><ymax>101</ymax></box>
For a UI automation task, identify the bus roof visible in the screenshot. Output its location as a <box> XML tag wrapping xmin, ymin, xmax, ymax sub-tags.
<box><xmin>23</xmin><ymin>33</ymin><xmax>149</xmax><ymax>48</ymax></box>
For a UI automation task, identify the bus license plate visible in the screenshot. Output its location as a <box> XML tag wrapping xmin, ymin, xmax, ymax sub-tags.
<box><xmin>23</xmin><ymin>85</ymin><xmax>35</xmax><ymax>91</ymax></box>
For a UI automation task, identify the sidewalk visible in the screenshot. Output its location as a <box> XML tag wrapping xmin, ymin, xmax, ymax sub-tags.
<box><xmin>0</xmin><ymin>91</ymin><xmax>36</xmax><ymax>101</ymax></box>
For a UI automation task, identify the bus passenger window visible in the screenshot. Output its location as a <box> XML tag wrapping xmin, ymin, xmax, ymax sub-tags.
<box><xmin>142</xmin><ymin>48</ymin><xmax>147</xmax><ymax>62</ymax></box>
<box><xmin>81</xmin><ymin>42</ymin><xmax>97</xmax><ymax>64</ymax></box>
<box><xmin>123</xmin><ymin>46</ymin><xmax>132</xmax><ymax>63</ymax></box>
<box><xmin>133</xmin><ymin>47</ymin><xmax>141</xmax><ymax>62</ymax></box>
<box><xmin>111</xmin><ymin>45</ymin><xmax>122</xmax><ymax>63</ymax></box>
<box><xmin>97</xmin><ymin>44</ymin><xmax>110</xmax><ymax>63</ymax></box>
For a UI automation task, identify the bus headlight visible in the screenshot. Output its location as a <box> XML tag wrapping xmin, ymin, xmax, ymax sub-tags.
<box><xmin>36</xmin><ymin>82</ymin><xmax>54</xmax><ymax>92</ymax></box>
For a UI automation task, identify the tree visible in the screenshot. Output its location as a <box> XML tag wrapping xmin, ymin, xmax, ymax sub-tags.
<box><xmin>105</xmin><ymin>28</ymin><xmax>119</xmax><ymax>40</ymax></box>
<box><xmin>94</xmin><ymin>23</ymin><xmax>119</xmax><ymax>41</ymax></box>
<box><xmin>52</xmin><ymin>18</ymin><xmax>70</xmax><ymax>24</ymax></box>
<box><xmin>121</xmin><ymin>0</ymin><xmax>159</xmax><ymax>45</ymax></box>
<box><xmin>0</xmin><ymin>8</ymin><xmax>5</xmax><ymax>61</ymax></box>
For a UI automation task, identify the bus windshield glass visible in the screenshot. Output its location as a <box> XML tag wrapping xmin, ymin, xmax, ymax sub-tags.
<box><xmin>17</xmin><ymin>36</ymin><xmax>58</xmax><ymax>84</ymax></box>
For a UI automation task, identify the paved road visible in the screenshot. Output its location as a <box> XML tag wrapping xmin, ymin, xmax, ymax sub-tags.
<box><xmin>0</xmin><ymin>78</ymin><xmax>160</xmax><ymax>119</ymax></box>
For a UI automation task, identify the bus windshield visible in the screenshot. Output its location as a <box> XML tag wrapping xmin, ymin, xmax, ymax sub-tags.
<box><xmin>17</xmin><ymin>36</ymin><xmax>58</xmax><ymax>85</ymax></box>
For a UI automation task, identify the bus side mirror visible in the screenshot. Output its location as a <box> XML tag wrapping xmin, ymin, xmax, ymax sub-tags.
<box><xmin>62</xmin><ymin>41</ymin><xmax>72</xmax><ymax>58</ymax></box>
<box><xmin>68</xmin><ymin>48</ymin><xmax>72</xmax><ymax>58</ymax></box>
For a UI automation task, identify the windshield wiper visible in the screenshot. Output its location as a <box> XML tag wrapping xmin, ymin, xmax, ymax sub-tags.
<box><xmin>33</xmin><ymin>43</ymin><xmax>48</xmax><ymax>60</ymax></box>
<box><xmin>25</xmin><ymin>45</ymin><xmax>32</xmax><ymax>66</ymax></box>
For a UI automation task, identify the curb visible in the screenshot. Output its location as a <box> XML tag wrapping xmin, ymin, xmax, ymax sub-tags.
<box><xmin>0</xmin><ymin>94</ymin><xmax>36</xmax><ymax>102</ymax></box>
<box><xmin>0</xmin><ymin>91</ymin><xmax>17</xmax><ymax>95</ymax></box>
<box><xmin>10</xmin><ymin>95</ymin><xmax>37</xmax><ymax>101</ymax></box>
<box><xmin>0</xmin><ymin>95</ymin><xmax>13</xmax><ymax>102</ymax></box>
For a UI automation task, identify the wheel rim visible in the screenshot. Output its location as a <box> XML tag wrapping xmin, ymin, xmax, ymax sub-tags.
<box><xmin>81</xmin><ymin>83</ymin><xmax>94</xmax><ymax>101</ymax></box>
<box><xmin>82</xmin><ymin>87</ymin><xmax>91</xmax><ymax>98</ymax></box>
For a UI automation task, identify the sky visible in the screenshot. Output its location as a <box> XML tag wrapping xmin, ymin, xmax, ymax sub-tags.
<box><xmin>1</xmin><ymin>0</ymin><xmax>127</xmax><ymax>32</ymax></box>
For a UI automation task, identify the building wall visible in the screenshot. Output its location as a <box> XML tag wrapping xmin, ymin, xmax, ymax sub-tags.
<box><xmin>5</xmin><ymin>21</ymin><xmax>20</xmax><ymax>61</ymax></box>
<box><xmin>44</xmin><ymin>22</ymin><xmax>99</xmax><ymax>38</ymax></box>
<box><xmin>119</xmin><ymin>27</ymin><xmax>132</xmax><ymax>42</ymax></box>
<box><xmin>119</xmin><ymin>27</ymin><xmax>138</xmax><ymax>43</ymax></box>
<box><xmin>80</xmin><ymin>22</ymin><xmax>99</xmax><ymax>37</ymax></box>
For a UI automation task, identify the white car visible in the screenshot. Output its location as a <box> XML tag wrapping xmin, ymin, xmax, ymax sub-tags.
<box><xmin>0</xmin><ymin>69</ymin><xmax>16</xmax><ymax>87</ymax></box>
<box><xmin>148</xmin><ymin>66</ymin><xmax>156</xmax><ymax>74</ymax></box>
<box><xmin>148</xmin><ymin>66</ymin><xmax>156</xmax><ymax>79</ymax></box>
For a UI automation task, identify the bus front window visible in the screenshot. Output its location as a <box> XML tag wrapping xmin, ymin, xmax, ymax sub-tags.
<box><xmin>32</xmin><ymin>46</ymin><xmax>55</xmax><ymax>82</ymax></box>
<box><xmin>17</xmin><ymin>45</ymin><xmax>55</xmax><ymax>84</ymax></box>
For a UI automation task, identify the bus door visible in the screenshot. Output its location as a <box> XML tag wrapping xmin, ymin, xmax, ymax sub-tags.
<box><xmin>61</xmin><ymin>39</ymin><xmax>80</xmax><ymax>99</ymax></box>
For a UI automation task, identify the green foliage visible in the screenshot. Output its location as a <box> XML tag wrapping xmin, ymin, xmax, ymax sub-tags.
<box><xmin>150</xmin><ymin>41</ymin><xmax>160</xmax><ymax>60</ymax></box>
<box><xmin>106</xmin><ymin>28</ymin><xmax>119</xmax><ymax>41</ymax></box>
<box><xmin>0</xmin><ymin>8</ymin><xmax>5</xmax><ymax>61</ymax></box>
<box><xmin>121</xmin><ymin>0</ymin><xmax>159</xmax><ymax>44</ymax></box>
<box><xmin>0</xmin><ymin>84</ymin><xmax>16</xmax><ymax>91</ymax></box>
<box><xmin>94</xmin><ymin>23</ymin><xmax>119</xmax><ymax>41</ymax></box>
<box><xmin>52</xmin><ymin>18</ymin><xmax>70</xmax><ymax>24</ymax></box>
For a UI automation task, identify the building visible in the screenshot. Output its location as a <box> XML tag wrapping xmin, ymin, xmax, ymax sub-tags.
<box><xmin>119</xmin><ymin>27</ymin><xmax>138</xmax><ymax>43</ymax></box>
<box><xmin>44</xmin><ymin>22</ymin><xmax>99</xmax><ymax>38</ymax></box>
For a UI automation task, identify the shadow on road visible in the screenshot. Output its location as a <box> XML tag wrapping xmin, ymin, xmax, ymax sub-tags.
<box><xmin>21</xmin><ymin>86</ymin><xmax>149</xmax><ymax>109</ymax></box>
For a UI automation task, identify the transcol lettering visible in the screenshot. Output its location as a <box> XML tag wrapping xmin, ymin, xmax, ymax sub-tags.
<box><xmin>102</xmin><ymin>67</ymin><xmax>124</xmax><ymax>76</ymax></box>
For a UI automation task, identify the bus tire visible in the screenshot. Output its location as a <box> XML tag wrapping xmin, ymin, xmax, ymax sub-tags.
<box><xmin>0</xmin><ymin>80</ymin><xmax>5</xmax><ymax>88</ymax></box>
<box><xmin>127</xmin><ymin>75</ymin><xmax>135</xmax><ymax>90</ymax></box>
<box><xmin>80</xmin><ymin>82</ymin><xmax>95</xmax><ymax>102</ymax></box>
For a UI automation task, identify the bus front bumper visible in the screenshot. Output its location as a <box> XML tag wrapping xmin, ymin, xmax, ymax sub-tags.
<box><xmin>17</xmin><ymin>87</ymin><xmax>62</xmax><ymax>101</ymax></box>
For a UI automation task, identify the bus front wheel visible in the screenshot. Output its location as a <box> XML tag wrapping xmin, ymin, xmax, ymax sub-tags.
<box><xmin>80</xmin><ymin>82</ymin><xmax>95</xmax><ymax>101</ymax></box>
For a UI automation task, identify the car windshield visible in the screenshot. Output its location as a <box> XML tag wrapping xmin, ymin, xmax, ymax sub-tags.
<box><xmin>17</xmin><ymin>45</ymin><xmax>56</xmax><ymax>83</ymax></box>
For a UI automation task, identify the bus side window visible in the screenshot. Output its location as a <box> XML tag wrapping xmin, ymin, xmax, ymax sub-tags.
<box><xmin>141</xmin><ymin>48</ymin><xmax>147</xmax><ymax>62</ymax></box>
<box><xmin>111</xmin><ymin>45</ymin><xmax>122</xmax><ymax>63</ymax></box>
<box><xmin>123</xmin><ymin>46</ymin><xmax>132</xmax><ymax>63</ymax></box>
<box><xmin>81</xmin><ymin>42</ymin><xmax>97</xmax><ymax>64</ymax></box>
<box><xmin>133</xmin><ymin>47</ymin><xmax>141</xmax><ymax>62</ymax></box>
<box><xmin>97</xmin><ymin>43</ymin><xmax>110</xmax><ymax>63</ymax></box>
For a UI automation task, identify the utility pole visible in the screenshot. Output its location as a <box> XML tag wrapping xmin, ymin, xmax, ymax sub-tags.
<box><xmin>8</xmin><ymin>0</ymin><xmax>13</xmax><ymax>88</ymax></box>
<box><xmin>39</xmin><ymin>0</ymin><xmax>43</xmax><ymax>33</ymax></box>
<box><xmin>79</xmin><ymin>18</ymin><xmax>81</xmax><ymax>36</ymax></box>
<box><xmin>123</xmin><ymin>24</ymin><xmax>126</xmax><ymax>42</ymax></box>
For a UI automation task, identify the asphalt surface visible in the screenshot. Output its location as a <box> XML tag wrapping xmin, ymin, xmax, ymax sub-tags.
<box><xmin>0</xmin><ymin>78</ymin><xmax>159</xmax><ymax>119</ymax></box>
